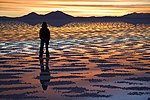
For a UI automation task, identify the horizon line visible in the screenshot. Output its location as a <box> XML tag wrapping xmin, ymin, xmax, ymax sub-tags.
<box><xmin>1</xmin><ymin>11</ymin><xmax>150</xmax><ymax>18</ymax></box>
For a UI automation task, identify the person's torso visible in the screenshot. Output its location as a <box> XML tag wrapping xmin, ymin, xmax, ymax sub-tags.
<box><xmin>40</xmin><ymin>28</ymin><xmax>50</xmax><ymax>39</ymax></box>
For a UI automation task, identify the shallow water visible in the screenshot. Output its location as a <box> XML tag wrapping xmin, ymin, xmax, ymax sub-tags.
<box><xmin>0</xmin><ymin>21</ymin><xmax>150</xmax><ymax>100</ymax></box>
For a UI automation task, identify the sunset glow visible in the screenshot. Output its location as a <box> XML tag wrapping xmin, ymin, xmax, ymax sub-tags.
<box><xmin>0</xmin><ymin>0</ymin><xmax>150</xmax><ymax>98</ymax></box>
<box><xmin>0</xmin><ymin>0</ymin><xmax>150</xmax><ymax>17</ymax></box>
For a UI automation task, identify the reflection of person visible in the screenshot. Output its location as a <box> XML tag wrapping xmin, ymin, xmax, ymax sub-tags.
<box><xmin>39</xmin><ymin>22</ymin><xmax>50</xmax><ymax>58</ymax></box>
<box><xmin>39</xmin><ymin>58</ymin><xmax>51</xmax><ymax>90</ymax></box>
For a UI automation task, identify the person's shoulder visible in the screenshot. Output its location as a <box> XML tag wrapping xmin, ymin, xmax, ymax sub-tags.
<box><xmin>47</xmin><ymin>28</ymin><xmax>50</xmax><ymax>31</ymax></box>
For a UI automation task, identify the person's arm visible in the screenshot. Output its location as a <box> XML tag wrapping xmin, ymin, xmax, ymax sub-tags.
<box><xmin>39</xmin><ymin>29</ymin><xmax>42</xmax><ymax>39</ymax></box>
<box><xmin>47</xmin><ymin>29</ymin><xmax>50</xmax><ymax>40</ymax></box>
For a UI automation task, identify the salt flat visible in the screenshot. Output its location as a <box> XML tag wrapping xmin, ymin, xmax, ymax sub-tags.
<box><xmin>0</xmin><ymin>21</ymin><xmax>150</xmax><ymax>100</ymax></box>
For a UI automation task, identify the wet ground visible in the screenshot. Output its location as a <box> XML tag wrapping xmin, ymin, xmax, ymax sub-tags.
<box><xmin>0</xmin><ymin>21</ymin><xmax>150</xmax><ymax>100</ymax></box>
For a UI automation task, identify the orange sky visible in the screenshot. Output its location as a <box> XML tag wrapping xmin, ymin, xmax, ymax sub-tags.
<box><xmin>0</xmin><ymin>0</ymin><xmax>150</xmax><ymax>17</ymax></box>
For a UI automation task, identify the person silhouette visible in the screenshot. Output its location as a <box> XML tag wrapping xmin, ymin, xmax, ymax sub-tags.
<box><xmin>39</xmin><ymin>22</ymin><xmax>50</xmax><ymax>58</ymax></box>
<box><xmin>39</xmin><ymin>58</ymin><xmax>51</xmax><ymax>90</ymax></box>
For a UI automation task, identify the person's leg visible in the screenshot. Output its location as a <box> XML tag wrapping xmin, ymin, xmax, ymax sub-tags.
<box><xmin>39</xmin><ymin>40</ymin><xmax>44</xmax><ymax>57</ymax></box>
<box><xmin>45</xmin><ymin>40</ymin><xmax>49</xmax><ymax>57</ymax></box>
<box><xmin>46</xmin><ymin>58</ymin><xmax>49</xmax><ymax>70</ymax></box>
<box><xmin>39</xmin><ymin>57</ymin><xmax>44</xmax><ymax>71</ymax></box>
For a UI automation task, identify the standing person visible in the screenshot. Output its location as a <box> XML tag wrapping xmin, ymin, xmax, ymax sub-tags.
<box><xmin>39</xmin><ymin>22</ymin><xmax>50</xmax><ymax>58</ymax></box>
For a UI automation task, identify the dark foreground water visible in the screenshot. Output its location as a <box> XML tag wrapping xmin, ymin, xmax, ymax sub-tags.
<box><xmin>0</xmin><ymin>21</ymin><xmax>150</xmax><ymax>100</ymax></box>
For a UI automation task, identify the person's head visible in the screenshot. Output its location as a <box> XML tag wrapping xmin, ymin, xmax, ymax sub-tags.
<box><xmin>42</xmin><ymin>22</ymin><xmax>47</xmax><ymax>28</ymax></box>
<box><xmin>42</xmin><ymin>84</ymin><xmax>48</xmax><ymax>90</ymax></box>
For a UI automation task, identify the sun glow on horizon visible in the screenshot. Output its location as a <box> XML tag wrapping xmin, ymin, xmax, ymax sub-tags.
<box><xmin>0</xmin><ymin>0</ymin><xmax>150</xmax><ymax>17</ymax></box>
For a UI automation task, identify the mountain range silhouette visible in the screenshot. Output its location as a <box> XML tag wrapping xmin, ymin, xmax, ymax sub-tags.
<box><xmin>0</xmin><ymin>11</ymin><xmax>150</xmax><ymax>26</ymax></box>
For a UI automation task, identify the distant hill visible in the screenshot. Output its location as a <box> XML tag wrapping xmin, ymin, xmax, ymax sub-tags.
<box><xmin>43</xmin><ymin>11</ymin><xmax>74</xmax><ymax>19</ymax></box>
<box><xmin>17</xmin><ymin>11</ymin><xmax>74</xmax><ymax>20</ymax></box>
<box><xmin>122</xmin><ymin>12</ymin><xmax>150</xmax><ymax>18</ymax></box>
<box><xmin>0</xmin><ymin>11</ymin><xmax>150</xmax><ymax>26</ymax></box>
<box><xmin>18</xmin><ymin>12</ymin><xmax>40</xmax><ymax>20</ymax></box>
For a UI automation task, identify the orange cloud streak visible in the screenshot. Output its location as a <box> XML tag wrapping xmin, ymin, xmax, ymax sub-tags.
<box><xmin>0</xmin><ymin>0</ymin><xmax>149</xmax><ymax>17</ymax></box>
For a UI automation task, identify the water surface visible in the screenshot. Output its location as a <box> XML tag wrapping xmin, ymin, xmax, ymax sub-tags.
<box><xmin>0</xmin><ymin>21</ymin><xmax>150</xmax><ymax>100</ymax></box>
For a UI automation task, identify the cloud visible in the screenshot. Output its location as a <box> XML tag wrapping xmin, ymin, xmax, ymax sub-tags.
<box><xmin>0</xmin><ymin>0</ymin><xmax>149</xmax><ymax>17</ymax></box>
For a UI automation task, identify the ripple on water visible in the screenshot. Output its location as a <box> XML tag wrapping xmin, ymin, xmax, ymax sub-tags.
<box><xmin>0</xmin><ymin>22</ymin><xmax>150</xmax><ymax>100</ymax></box>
